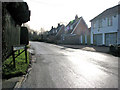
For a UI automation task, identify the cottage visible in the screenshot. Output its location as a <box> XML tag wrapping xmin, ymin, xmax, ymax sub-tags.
<box><xmin>62</xmin><ymin>15</ymin><xmax>90</xmax><ymax>45</ymax></box>
<box><xmin>55</xmin><ymin>24</ymin><xmax>65</xmax><ymax>40</ymax></box>
<box><xmin>90</xmin><ymin>5</ymin><xmax>120</xmax><ymax>46</ymax></box>
<box><xmin>47</xmin><ymin>24</ymin><xmax>64</xmax><ymax>43</ymax></box>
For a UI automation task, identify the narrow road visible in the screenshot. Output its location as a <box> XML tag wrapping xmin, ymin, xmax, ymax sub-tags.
<box><xmin>21</xmin><ymin>41</ymin><xmax>119</xmax><ymax>88</ymax></box>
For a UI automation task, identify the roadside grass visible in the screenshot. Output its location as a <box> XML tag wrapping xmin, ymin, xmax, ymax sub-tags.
<box><xmin>2</xmin><ymin>49</ymin><xmax>29</xmax><ymax>79</ymax></box>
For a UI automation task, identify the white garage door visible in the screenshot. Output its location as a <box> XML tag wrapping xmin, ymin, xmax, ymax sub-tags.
<box><xmin>93</xmin><ymin>34</ymin><xmax>102</xmax><ymax>45</ymax></box>
<box><xmin>105</xmin><ymin>33</ymin><xmax>117</xmax><ymax>46</ymax></box>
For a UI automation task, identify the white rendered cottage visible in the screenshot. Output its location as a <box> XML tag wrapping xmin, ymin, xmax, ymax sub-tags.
<box><xmin>90</xmin><ymin>5</ymin><xmax>120</xmax><ymax>46</ymax></box>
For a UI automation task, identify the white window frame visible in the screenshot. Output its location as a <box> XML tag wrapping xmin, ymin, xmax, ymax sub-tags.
<box><xmin>107</xmin><ymin>17</ymin><xmax>112</xmax><ymax>26</ymax></box>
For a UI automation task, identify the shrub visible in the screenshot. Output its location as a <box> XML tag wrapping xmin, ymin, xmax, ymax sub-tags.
<box><xmin>109</xmin><ymin>44</ymin><xmax>120</xmax><ymax>56</ymax></box>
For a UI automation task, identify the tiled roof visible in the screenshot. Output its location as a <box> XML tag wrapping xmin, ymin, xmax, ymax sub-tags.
<box><xmin>66</xmin><ymin>17</ymin><xmax>81</xmax><ymax>34</ymax></box>
<box><xmin>56</xmin><ymin>24</ymin><xmax>65</xmax><ymax>37</ymax></box>
<box><xmin>49</xmin><ymin>24</ymin><xmax>63</xmax><ymax>35</ymax></box>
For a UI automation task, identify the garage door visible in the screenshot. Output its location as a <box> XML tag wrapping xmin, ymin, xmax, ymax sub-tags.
<box><xmin>93</xmin><ymin>34</ymin><xmax>102</xmax><ymax>45</ymax></box>
<box><xmin>105</xmin><ymin>33</ymin><xmax>117</xmax><ymax>46</ymax></box>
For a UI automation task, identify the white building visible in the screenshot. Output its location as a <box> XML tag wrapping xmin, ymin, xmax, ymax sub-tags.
<box><xmin>90</xmin><ymin>5</ymin><xmax>120</xmax><ymax>46</ymax></box>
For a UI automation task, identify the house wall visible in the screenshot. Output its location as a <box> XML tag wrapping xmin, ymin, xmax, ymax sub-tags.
<box><xmin>118</xmin><ymin>14</ymin><xmax>120</xmax><ymax>44</ymax></box>
<box><xmin>73</xmin><ymin>18</ymin><xmax>90</xmax><ymax>44</ymax></box>
<box><xmin>73</xmin><ymin>18</ymin><xmax>89</xmax><ymax>35</ymax></box>
<box><xmin>91</xmin><ymin>14</ymin><xmax>119</xmax><ymax>45</ymax></box>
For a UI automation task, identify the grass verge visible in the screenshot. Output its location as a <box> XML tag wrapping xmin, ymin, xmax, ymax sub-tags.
<box><xmin>2</xmin><ymin>49</ymin><xmax>29</xmax><ymax>79</ymax></box>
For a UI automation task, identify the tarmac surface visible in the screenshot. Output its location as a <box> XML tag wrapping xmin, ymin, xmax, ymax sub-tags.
<box><xmin>21</xmin><ymin>41</ymin><xmax>119</xmax><ymax>88</ymax></box>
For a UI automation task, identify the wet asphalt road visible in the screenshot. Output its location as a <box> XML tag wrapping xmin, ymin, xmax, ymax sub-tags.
<box><xmin>21</xmin><ymin>41</ymin><xmax>119</xmax><ymax>88</ymax></box>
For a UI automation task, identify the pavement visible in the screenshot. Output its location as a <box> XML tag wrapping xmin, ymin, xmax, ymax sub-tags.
<box><xmin>2</xmin><ymin>76</ymin><xmax>22</xmax><ymax>89</ymax></box>
<box><xmin>61</xmin><ymin>45</ymin><xmax>109</xmax><ymax>53</ymax></box>
<box><xmin>20</xmin><ymin>41</ymin><xmax>119</xmax><ymax>88</ymax></box>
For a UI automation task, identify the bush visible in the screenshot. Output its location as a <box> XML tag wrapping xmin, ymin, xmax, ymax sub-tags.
<box><xmin>109</xmin><ymin>44</ymin><xmax>120</xmax><ymax>56</ymax></box>
<box><xmin>109</xmin><ymin>45</ymin><xmax>116</xmax><ymax>52</ymax></box>
<box><xmin>117</xmin><ymin>45</ymin><xmax>120</xmax><ymax>56</ymax></box>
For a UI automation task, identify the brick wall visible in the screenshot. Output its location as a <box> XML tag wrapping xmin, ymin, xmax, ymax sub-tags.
<box><xmin>63</xmin><ymin>35</ymin><xmax>80</xmax><ymax>45</ymax></box>
<box><xmin>73</xmin><ymin>18</ymin><xmax>89</xmax><ymax>36</ymax></box>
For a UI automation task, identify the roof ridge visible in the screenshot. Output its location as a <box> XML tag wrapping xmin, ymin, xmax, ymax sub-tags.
<box><xmin>90</xmin><ymin>4</ymin><xmax>119</xmax><ymax>21</ymax></box>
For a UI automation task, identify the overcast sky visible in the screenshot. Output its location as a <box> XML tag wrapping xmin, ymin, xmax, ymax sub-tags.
<box><xmin>24</xmin><ymin>0</ymin><xmax>120</xmax><ymax>31</ymax></box>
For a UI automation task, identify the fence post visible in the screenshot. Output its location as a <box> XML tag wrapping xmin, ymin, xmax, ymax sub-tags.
<box><xmin>12</xmin><ymin>46</ymin><xmax>16</xmax><ymax>68</ymax></box>
<box><xmin>25</xmin><ymin>45</ymin><xmax>27</xmax><ymax>63</ymax></box>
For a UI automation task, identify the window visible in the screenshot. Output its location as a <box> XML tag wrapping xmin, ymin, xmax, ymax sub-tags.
<box><xmin>107</xmin><ymin>17</ymin><xmax>112</xmax><ymax>26</ymax></box>
<box><xmin>98</xmin><ymin>19</ymin><xmax>102</xmax><ymax>28</ymax></box>
<box><xmin>93</xmin><ymin>21</ymin><xmax>96</xmax><ymax>29</ymax></box>
<box><xmin>66</xmin><ymin>26</ymin><xmax>69</xmax><ymax>31</ymax></box>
